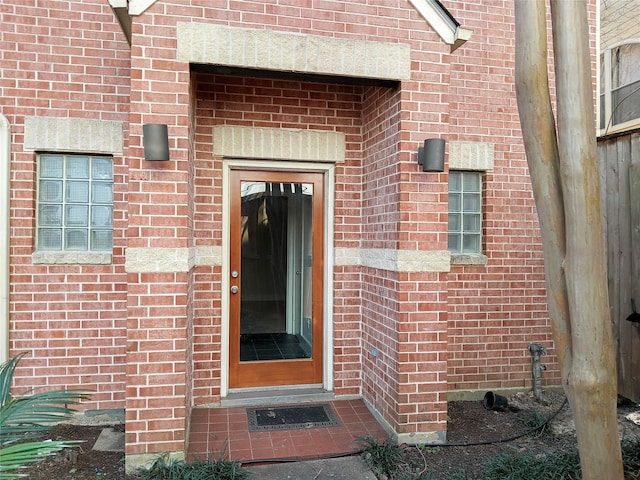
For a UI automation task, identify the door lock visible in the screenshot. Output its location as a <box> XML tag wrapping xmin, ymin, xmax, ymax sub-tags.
<box><xmin>230</xmin><ymin>285</ymin><xmax>239</xmax><ymax>294</ymax></box>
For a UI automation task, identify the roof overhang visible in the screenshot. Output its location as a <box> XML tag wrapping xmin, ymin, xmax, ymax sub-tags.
<box><xmin>109</xmin><ymin>0</ymin><xmax>472</xmax><ymax>52</ymax></box>
<box><xmin>408</xmin><ymin>0</ymin><xmax>472</xmax><ymax>52</ymax></box>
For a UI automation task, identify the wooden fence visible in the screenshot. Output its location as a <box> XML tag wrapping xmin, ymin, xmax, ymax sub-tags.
<box><xmin>599</xmin><ymin>130</ymin><xmax>640</xmax><ymax>403</ymax></box>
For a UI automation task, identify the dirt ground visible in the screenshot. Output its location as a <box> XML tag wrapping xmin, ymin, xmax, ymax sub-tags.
<box><xmin>24</xmin><ymin>423</ymin><xmax>125</xmax><ymax>480</ymax></box>
<box><xmin>22</xmin><ymin>391</ymin><xmax>640</xmax><ymax>479</ymax></box>
<box><xmin>401</xmin><ymin>391</ymin><xmax>640</xmax><ymax>478</ymax></box>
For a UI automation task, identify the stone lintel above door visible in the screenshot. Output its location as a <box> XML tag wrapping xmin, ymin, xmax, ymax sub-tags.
<box><xmin>213</xmin><ymin>125</ymin><xmax>345</xmax><ymax>163</ymax></box>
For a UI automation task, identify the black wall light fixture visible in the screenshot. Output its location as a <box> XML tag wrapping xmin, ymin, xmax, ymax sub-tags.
<box><xmin>417</xmin><ymin>138</ymin><xmax>445</xmax><ymax>172</ymax></box>
<box><xmin>143</xmin><ymin>123</ymin><xmax>170</xmax><ymax>161</ymax></box>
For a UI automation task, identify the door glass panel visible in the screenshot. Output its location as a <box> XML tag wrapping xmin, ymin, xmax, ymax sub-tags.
<box><xmin>239</xmin><ymin>181</ymin><xmax>313</xmax><ymax>362</ymax></box>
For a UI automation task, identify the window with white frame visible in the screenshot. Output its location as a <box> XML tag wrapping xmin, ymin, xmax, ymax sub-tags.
<box><xmin>600</xmin><ymin>41</ymin><xmax>640</xmax><ymax>133</ymax></box>
<box><xmin>448</xmin><ymin>171</ymin><xmax>482</xmax><ymax>254</ymax></box>
<box><xmin>37</xmin><ymin>154</ymin><xmax>113</xmax><ymax>251</ymax></box>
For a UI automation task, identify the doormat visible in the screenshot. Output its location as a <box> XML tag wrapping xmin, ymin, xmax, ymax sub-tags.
<box><xmin>246</xmin><ymin>403</ymin><xmax>340</xmax><ymax>431</ymax></box>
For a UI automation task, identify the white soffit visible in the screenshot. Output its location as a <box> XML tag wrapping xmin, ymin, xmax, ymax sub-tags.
<box><xmin>128</xmin><ymin>0</ymin><xmax>159</xmax><ymax>16</ymax></box>
<box><xmin>408</xmin><ymin>0</ymin><xmax>472</xmax><ymax>52</ymax></box>
<box><xmin>107</xmin><ymin>0</ymin><xmax>158</xmax><ymax>15</ymax></box>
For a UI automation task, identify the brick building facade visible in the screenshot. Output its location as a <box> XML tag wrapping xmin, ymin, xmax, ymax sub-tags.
<box><xmin>1</xmin><ymin>0</ymin><xmax>596</xmax><ymax>467</ymax></box>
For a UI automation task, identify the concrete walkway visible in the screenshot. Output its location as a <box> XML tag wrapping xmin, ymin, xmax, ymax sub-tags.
<box><xmin>245</xmin><ymin>456</ymin><xmax>377</xmax><ymax>479</ymax></box>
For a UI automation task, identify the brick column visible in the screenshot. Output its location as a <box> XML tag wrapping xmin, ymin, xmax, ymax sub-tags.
<box><xmin>124</xmin><ymin>15</ymin><xmax>193</xmax><ymax>464</ymax></box>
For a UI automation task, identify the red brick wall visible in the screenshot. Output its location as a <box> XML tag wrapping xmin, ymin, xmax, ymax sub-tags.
<box><xmin>2</xmin><ymin>0</ymin><xmax>130</xmax><ymax>410</ymax></box>
<box><xmin>4</xmin><ymin>0</ymin><xmax>600</xmax><ymax>458</ymax></box>
<box><xmin>124</xmin><ymin>3</ymin><xmax>192</xmax><ymax>454</ymax></box>
<box><xmin>446</xmin><ymin>0</ymin><xmax>559</xmax><ymax>391</ymax></box>
<box><xmin>443</xmin><ymin>0</ymin><xmax>597</xmax><ymax>393</ymax></box>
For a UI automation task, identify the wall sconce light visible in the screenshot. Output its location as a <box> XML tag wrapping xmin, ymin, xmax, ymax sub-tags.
<box><xmin>143</xmin><ymin>124</ymin><xmax>170</xmax><ymax>161</ymax></box>
<box><xmin>417</xmin><ymin>138</ymin><xmax>445</xmax><ymax>172</ymax></box>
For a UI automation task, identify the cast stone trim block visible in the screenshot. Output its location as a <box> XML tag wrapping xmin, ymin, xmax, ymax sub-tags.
<box><xmin>450</xmin><ymin>253</ymin><xmax>488</xmax><ymax>265</ymax></box>
<box><xmin>126</xmin><ymin>247</ymin><xmax>191</xmax><ymax>273</ymax></box>
<box><xmin>177</xmin><ymin>23</ymin><xmax>411</xmax><ymax>82</ymax></box>
<box><xmin>448</xmin><ymin>141</ymin><xmax>494</xmax><ymax>171</ymax></box>
<box><xmin>23</xmin><ymin>116</ymin><xmax>124</xmax><ymax>155</ymax></box>
<box><xmin>125</xmin><ymin>246</ymin><xmax>223</xmax><ymax>273</ymax></box>
<box><xmin>194</xmin><ymin>245</ymin><xmax>223</xmax><ymax>266</ymax></box>
<box><xmin>334</xmin><ymin>248</ymin><xmax>451</xmax><ymax>273</ymax></box>
<box><xmin>32</xmin><ymin>251</ymin><xmax>112</xmax><ymax>265</ymax></box>
<box><xmin>213</xmin><ymin>125</ymin><xmax>345</xmax><ymax>162</ymax></box>
<box><xmin>127</xmin><ymin>246</ymin><xmax>450</xmax><ymax>273</ymax></box>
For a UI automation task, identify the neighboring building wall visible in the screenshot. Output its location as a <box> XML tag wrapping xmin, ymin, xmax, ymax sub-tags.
<box><xmin>1</xmin><ymin>0</ymin><xmax>130</xmax><ymax>410</ymax></box>
<box><xmin>601</xmin><ymin>0</ymin><xmax>640</xmax><ymax>50</ymax></box>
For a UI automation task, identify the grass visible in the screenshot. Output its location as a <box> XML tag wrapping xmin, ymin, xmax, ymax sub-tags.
<box><xmin>622</xmin><ymin>439</ymin><xmax>640</xmax><ymax>479</ymax></box>
<box><xmin>479</xmin><ymin>449</ymin><xmax>582</xmax><ymax>480</ymax></box>
<box><xmin>479</xmin><ymin>439</ymin><xmax>640</xmax><ymax>480</ymax></box>
<box><xmin>135</xmin><ymin>454</ymin><xmax>250</xmax><ymax>480</ymax></box>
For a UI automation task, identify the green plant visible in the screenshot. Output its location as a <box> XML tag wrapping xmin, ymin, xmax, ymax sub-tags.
<box><xmin>421</xmin><ymin>446</ymin><xmax>441</xmax><ymax>454</ymax></box>
<box><xmin>359</xmin><ymin>435</ymin><xmax>404</xmax><ymax>478</ymax></box>
<box><xmin>137</xmin><ymin>454</ymin><xmax>250</xmax><ymax>480</ymax></box>
<box><xmin>359</xmin><ymin>436</ymin><xmax>437</xmax><ymax>480</ymax></box>
<box><xmin>524</xmin><ymin>409</ymin><xmax>550</xmax><ymax>436</ymax></box>
<box><xmin>0</xmin><ymin>353</ymin><xmax>90</xmax><ymax>479</ymax></box>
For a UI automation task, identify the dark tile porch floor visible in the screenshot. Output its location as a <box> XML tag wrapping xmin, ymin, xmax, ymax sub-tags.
<box><xmin>240</xmin><ymin>333</ymin><xmax>309</xmax><ymax>361</ymax></box>
<box><xmin>187</xmin><ymin>399</ymin><xmax>388</xmax><ymax>463</ymax></box>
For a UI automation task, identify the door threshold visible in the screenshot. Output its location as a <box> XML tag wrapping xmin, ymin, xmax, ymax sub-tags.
<box><xmin>220</xmin><ymin>386</ymin><xmax>338</xmax><ymax>407</ymax></box>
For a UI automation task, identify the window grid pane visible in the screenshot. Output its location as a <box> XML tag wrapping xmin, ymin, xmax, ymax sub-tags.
<box><xmin>448</xmin><ymin>171</ymin><xmax>482</xmax><ymax>254</ymax></box>
<box><xmin>37</xmin><ymin>154</ymin><xmax>114</xmax><ymax>252</ymax></box>
<box><xmin>38</xmin><ymin>229</ymin><xmax>62</xmax><ymax>250</ymax></box>
<box><xmin>603</xmin><ymin>42</ymin><xmax>640</xmax><ymax>130</ymax></box>
<box><xmin>66</xmin><ymin>156</ymin><xmax>90</xmax><ymax>179</ymax></box>
<box><xmin>40</xmin><ymin>155</ymin><xmax>64</xmax><ymax>178</ymax></box>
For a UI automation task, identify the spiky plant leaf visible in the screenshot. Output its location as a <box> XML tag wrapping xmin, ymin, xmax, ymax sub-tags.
<box><xmin>0</xmin><ymin>354</ymin><xmax>90</xmax><ymax>445</ymax></box>
<box><xmin>0</xmin><ymin>354</ymin><xmax>91</xmax><ymax>478</ymax></box>
<box><xmin>0</xmin><ymin>440</ymin><xmax>81</xmax><ymax>479</ymax></box>
<box><xmin>0</xmin><ymin>354</ymin><xmax>23</xmax><ymax>406</ymax></box>
<box><xmin>0</xmin><ymin>390</ymin><xmax>91</xmax><ymax>444</ymax></box>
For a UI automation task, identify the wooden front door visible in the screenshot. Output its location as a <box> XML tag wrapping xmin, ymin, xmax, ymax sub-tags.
<box><xmin>228</xmin><ymin>169</ymin><xmax>324</xmax><ymax>388</ymax></box>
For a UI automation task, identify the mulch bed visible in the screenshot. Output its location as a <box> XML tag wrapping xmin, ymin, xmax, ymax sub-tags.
<box><xmin>22</xmin><ymin>423</ymin><xmax>125</xmax><ymax>480</ymax></box>
<box><xmin>18</xmin><ymin>391</ymin><xmax>640</xmax><ymax>479</ymax></box>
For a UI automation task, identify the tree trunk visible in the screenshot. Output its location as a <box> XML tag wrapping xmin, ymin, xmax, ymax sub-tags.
<box><xmin>514</xmin><ymin>0</ymin><xmax>623</xmax><ymax>478</ymax></box>
<box><xmin>514</xmin><ymin>0</ymin><xmax>571</xmax><ymax>379</ymax></box>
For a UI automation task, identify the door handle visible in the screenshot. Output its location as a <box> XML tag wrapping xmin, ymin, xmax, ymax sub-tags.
<box><xmin>230</xmin><ymin>286</ymin><xmax>239</xmax><ymax>294</ymax></box>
